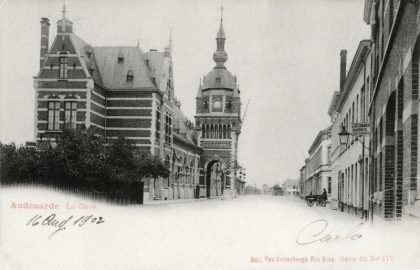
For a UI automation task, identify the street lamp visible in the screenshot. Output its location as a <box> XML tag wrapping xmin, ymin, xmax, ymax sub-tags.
<box><xmin>338</xmin><ymin>126</ymin><xmax>351</xmax><ymax>147</ymax></box>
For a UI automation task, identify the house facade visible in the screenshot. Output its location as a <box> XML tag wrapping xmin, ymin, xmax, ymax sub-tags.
<box><xmin>302</xmin><ymin>127</ymin><xmax>332</xmax><ymax>199</ymax></box>
<box><xmin>282</xmin><ymin>179</ymin><xmax>300</xmax><ymax>195</ymax></box>
<box><xmin>328</xmin><ymin>41</ymin><xmax>372</xmax><ymax>217</ymax></box>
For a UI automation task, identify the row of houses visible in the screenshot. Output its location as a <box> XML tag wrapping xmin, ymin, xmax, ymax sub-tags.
<box><xmin>300</xmin><ymin>0</ymin><xmax>420</xmax><ymax>221</ymax></box>
<box><xmin>261</xmin><ymin>180</ymin><xmax>300</xmax><ymax>196</ymax></box>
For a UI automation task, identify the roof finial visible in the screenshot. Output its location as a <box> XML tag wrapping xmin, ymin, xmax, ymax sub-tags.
<box><xmin>169</xmin><ymin>27</ymin><xmax>173</xmax><ymax>47</ymax></box>
<box><xmin>61</xmin><ymin>2</ymin><xmax>66</xmax><ymax>32</ymax></box>
<box><xmin>220</xmin><ymin>0</ymin><xmax>224</xmax><ymax>23</ymax></box>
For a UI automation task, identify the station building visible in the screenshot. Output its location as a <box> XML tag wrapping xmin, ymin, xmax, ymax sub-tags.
<box><xmin>33</xmin><ymin>6</ymin><xmax>244</xmax><ymax>201</ymax></box>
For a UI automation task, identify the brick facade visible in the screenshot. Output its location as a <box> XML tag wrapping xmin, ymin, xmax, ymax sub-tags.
<box><xmin>33</xmin><ymin>7</ymin><xmax>210</xmax><ymax>202</ymax></box>
<box><xmin>367</xmin><ymin>0</ymin><xmax>420</xmax><ymax>219</ymax></box>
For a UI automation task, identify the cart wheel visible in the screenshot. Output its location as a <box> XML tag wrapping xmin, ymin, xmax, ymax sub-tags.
<box><xmin>316</xmin><ymin>199</ymin><xmax>323</xmax><ymax>207</ymax></box>
<box><xmin>306</xmin><ymin>200</ymin><xmax>314</xmax><ymax>207</ymax></box>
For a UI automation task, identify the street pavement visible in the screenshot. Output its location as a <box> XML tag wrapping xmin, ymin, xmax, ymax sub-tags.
<box><xmin>1</xmin><ymin>187</ymin><xmax>419</xmax><ymax>270</ymax></box>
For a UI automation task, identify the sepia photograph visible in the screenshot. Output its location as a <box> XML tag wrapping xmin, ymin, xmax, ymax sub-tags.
<box><xmin>0</xmin><ymin>0</ymin><xmax>420</xmax><ymax>269</ymax></box>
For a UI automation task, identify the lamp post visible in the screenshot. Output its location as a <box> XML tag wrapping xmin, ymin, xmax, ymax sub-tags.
<box><xmin>338</xmin><ymin>125</ymin><xmax>371</xmax><ymax>222</ymax></box>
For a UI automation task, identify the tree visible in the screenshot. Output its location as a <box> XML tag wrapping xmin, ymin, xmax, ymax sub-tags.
<box><xmin>135</xmin><ymin>152</ymin><xmax>170</xmax><ymax>180</ymax></box>
<box><xmin>55</xmin><ymin>126</ymin><xmax>107</xmax><ymax>180</ymax></box>
<box><xmin>0</xmin><ymin>127</ymin><xmax>170</xmax><ymax>204</ymax></box>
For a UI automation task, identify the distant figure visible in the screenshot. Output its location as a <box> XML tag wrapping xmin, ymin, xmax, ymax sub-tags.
<box><xmin>195</xmin><ymin>184</ymin><xmax>201</xmax><ymax>199</ymax></box>
<box><xmin>309</xmin><ymin>191</ymin><xmax>313</xmax><ymax>196</ymax></box>
<box><xmin>322</xmin><ymin>189</ymin><xmax>327</xmax><ymax>199</ymax></box>
<box><xmin>322</xmin><ymin>189</ymin><xmax>327</xmax><ymax>206</ymax></box>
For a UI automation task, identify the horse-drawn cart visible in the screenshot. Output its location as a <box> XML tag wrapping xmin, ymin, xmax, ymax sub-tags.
<box><xmin>304</xmin><ymin>195</ymin><xmax>326</xmax><ymax>207</ymax></box>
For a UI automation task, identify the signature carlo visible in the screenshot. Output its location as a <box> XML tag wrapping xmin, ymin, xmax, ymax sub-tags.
<box><xmin>296</xmin><ymin>219</ymin><xmax>363</xmax><ymax>245</ymax></box>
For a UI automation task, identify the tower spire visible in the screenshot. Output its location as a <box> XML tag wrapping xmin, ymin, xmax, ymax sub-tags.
<box><xmin>213</xmin><ymin>3</ymin><xmax>227</xmax><ymax>68</ymax></box>
<box><xmin>220</xmin><ymin>0</ymin><xmax>224</xmax><ymax>23</ymax></box>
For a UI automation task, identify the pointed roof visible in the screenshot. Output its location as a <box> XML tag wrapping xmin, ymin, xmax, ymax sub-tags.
<box><xmin>196</xmin><ymin>79</ymin><xmax>203</xmax><ymax>97</ymax></box>
<box><xmin>217</xmin><ymin>21</ymin><xmax>225</xmax><ymax>39</ymax></box>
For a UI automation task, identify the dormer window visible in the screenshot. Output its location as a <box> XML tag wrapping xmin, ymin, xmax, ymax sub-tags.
<box><xmin>118</xmin><ymin>50</ymin><xmax>124</xmax><ymax>63</ymax></box>
<box><xmin>126</xmin><ymin>69</ymin><xmax>134</xmax><ymax>82</ymax></box>
<box><xmin>59</xmin><ymin>56</ymin><xmax>68</xmax><ymax>79</ymax></box>
<box><xmin>216</xmin><ymin>78</ymin><xmax>221</xmax><ymax>84</ymax></box>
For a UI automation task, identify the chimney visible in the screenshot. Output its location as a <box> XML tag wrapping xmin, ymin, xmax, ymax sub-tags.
<box><xmin>40</xmin><ymin>18</ymin><xmax>50</xmax><ymax>68</ymax></box>
<box><xmin>340</xmin><ymin>50</ymin><xmax>347</xmax><ymax>92</ymax></box>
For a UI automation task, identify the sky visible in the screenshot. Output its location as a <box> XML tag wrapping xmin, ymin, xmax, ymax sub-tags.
<box><xmin>0</xmin><ymin>0</ymin><xmax>370</xmax><ymax>187</ymax></box>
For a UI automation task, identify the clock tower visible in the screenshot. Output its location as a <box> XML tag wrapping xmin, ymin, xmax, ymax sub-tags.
<box><xmin>195</xmin><ymin>14</ymin><xmax>242</xmax><ymax>198</ymax></box>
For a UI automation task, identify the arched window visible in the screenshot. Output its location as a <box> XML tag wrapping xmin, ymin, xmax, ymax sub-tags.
<box><xmin>227</xmin><ymin>125</ymin><xmax>231</xmax><ymax>139</ymax></box>
<box><xmin>210</xmin><ymin>125</ymin><xmax>213</xmax><ymax>139</ymax></box>
<box><xmin>215</xmin><ymin>125</ymin><xmax>219</xmax><ymax>139</ymax></box>
<box><xmin>219</xmin><ymin>125</ymin><xmax>222</xmax><ymax>139</ymax></box>
<box><xmin>202</xmin><ymin>125</ymin><xmax>205</xmax><ymax>138</ymax></box>
<box><xmin>223</xmin><ymin>125</ymin><xmax>226</xmax><ymax>139</ymax></box>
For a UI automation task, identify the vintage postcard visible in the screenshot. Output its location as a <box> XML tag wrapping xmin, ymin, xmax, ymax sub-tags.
<box><xmin>1</xmin><ymin>0</ymin><xmax>420</xmax><ymax>269</ymax></box>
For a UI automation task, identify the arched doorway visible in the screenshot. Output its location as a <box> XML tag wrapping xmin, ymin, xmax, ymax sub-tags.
<box><xmin>205</xmin><ymin>160</ymin><xmax>225</xmax><ymax>198</ymax></box>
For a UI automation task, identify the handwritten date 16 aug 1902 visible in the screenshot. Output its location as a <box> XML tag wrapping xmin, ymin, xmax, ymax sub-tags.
<box><xmin>27</xmin><ymin>213</ymin><xmax>105</xmax><ymax>240</ymax></box>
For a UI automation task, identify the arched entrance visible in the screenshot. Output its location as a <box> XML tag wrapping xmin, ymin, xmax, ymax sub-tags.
<box><xmin>205</xmin><ymin>159</ymin><xmax>225</xmax><ymax>198</ymax></box>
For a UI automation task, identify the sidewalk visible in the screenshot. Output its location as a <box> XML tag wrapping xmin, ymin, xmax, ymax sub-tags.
<box><xmin>143</xmin><ymin>196</ymin><xmax>224</xmax><ymax>206</ymax></box>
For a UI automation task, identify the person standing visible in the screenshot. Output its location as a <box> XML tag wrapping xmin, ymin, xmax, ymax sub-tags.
<box><xmin>322</xmin><ymin>188</ymin><xmax>328</xmax><ymax>207</ymax></box>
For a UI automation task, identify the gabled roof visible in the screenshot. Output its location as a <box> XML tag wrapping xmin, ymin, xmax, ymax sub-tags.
<box><xmin>69</xmin><ymin>34</ymin><xmax>91</xmax><ymax>78</ymax></box>
<box><xmin>93</xmin><ymin>47</ymin><xmax>156</xmax><ymax>90</ymax></box>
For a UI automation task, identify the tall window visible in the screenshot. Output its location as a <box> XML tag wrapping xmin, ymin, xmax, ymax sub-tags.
<box><xmin>64</xmin><ymin>101</ymin><xmax>77</xmax><ymax>128</ymax></box>
<box><xmin>356</xmin><ymin>95</ymin><xmax>359</xmax><ymax>123</ymax></box>
<box><xmin>48</xmin><ymin>101</ymin><xmax>60</xmax><ymax>130</ymax></box>
<box><xmin>327</xmin><ymin>177</ymin><xmax>331</xmax><ymax>194</ymax></box>
<box><xmin>361</xmin><ymin>86</ymin><xmax>366</xmax><ymax>122</ymax></box>
<box><xmin>156</xmin><ymin>110</ymin><xmax>161</xmax><ymax>140</ymax></box>
<box><xmin>165</xmin><ymin>112</ymin><xmax>172</xmax><ymax>143</ymax></box>
<box><xmin>59</xmin><ymin>57</ymin><xmax>68</xmax><ymax>79</ymax></box>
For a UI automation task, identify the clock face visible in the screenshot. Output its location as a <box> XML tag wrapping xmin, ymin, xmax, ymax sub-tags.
<box><xmin>212</xmin><ymin>100</ymin><xmax>222</xmax><ymax>110</ymax></box>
